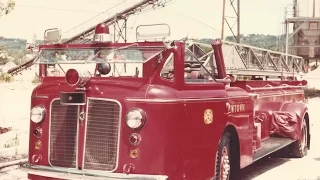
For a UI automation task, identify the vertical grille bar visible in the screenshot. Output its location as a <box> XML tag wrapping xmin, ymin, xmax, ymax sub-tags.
<box><xmin>84</xmin><ymin>99</ymin><xmax>120</xmax><ymax>171</ymax></box>
<box><xmin>49</xmin><ymin>100</ymin><xmax>78</xmax><ymax>168</ymax></box>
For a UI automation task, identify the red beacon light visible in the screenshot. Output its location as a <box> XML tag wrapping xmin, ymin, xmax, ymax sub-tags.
<box><xmin>65</xmin><ymin>69</ymin><xmax>91</xmax><ymax>87</ymax></box>
<box><xmin>93</xmin><ymin>23</ymin><xmax>112</xmax><ymax>43</ymax></box>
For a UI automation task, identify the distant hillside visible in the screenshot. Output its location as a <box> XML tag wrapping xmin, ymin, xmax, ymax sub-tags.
<box><xmin>196</xmin><ymin>34</ymin><xmax>293</xmax><ymax>52</ymax></box>
<box><xmin>0</xmin><ymin>38</ymin><xmax>27</xmax><ymax>50</ymax></box>
<box><xmin>0</xmin><ymin>34</ymin><xmax>294</xmax><ymax>65</ymax></box>
<box><xmin>0</xmin><ymin>37</ymin><xmax>43</xmax><ymax>50</ymax></box>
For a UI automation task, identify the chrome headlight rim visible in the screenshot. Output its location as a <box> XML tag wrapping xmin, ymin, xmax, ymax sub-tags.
<box><xmin>126</xmin><ymin>108</ymin><xmax>147</xmax><ymax>130</ymax></box>
<box><xmin>30</xmin><ymin>105</ymin><xmax>46</xmax><ymax>124</ymax></box>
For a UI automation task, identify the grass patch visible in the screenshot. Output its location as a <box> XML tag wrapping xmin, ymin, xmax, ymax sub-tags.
<box><xmin>3</xmin><ymin>133</ymin><xmax>19</xmax><ymax>148</ymax></box>
<box><xmin>304</xmin><ymin>87</ymin><xmax>320</xmax><ymax>99</ymax></box>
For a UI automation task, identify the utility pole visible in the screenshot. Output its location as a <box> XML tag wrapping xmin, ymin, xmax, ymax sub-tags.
<box><xmin>221</xmin><ymin>0</ymin><xmax>240</xmax><ymax>43</ymax></box>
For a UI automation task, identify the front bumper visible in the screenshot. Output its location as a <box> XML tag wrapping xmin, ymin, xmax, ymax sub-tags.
<box><xmin>23</xmin><ymin>165</ymin><xmax>168</xmax><ymax>180</ymax></box>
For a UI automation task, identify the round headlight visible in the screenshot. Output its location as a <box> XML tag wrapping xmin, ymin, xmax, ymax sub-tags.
<box><xmin>126</xmin><ymin>108</ymin><xmax>146</xmax><ymax>129</ymax></box>
<box><xmin>30</xmin><ymin>105</ymin><xmax>46</xmax><ymax>123</ymax></box>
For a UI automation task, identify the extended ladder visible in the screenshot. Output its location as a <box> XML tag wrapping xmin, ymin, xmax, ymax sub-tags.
<box><xmin>185</xmin><ymin>40</ymin><xmax>307</xmax><ymax>78</ymax></box>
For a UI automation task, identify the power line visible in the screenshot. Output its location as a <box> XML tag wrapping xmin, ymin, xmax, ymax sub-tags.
<box><xmin>16</xmin><ymin>5</ymin><xmax>103</xmax><ymax>13</ymax></box>
<box><xmin>62</xmin><ymin>0</ymin><xmax>129</xmax><ymax>34</ymax></box>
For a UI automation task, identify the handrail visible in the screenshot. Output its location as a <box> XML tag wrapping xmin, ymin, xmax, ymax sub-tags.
<box><xmin>246</xmin><ymin>84</ymin><xmax>305</xmax><ymax>91</ymax></box>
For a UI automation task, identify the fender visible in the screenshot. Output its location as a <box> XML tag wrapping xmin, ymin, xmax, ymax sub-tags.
<box><xmin>224</xmin><ymin>122</ymin><xmax>250</xmax><ymax>169</ymax></box>
<box><xmin>279</xmin><ymin>102</ymin><xmax>309</xmax><ymax>141</ymax></box>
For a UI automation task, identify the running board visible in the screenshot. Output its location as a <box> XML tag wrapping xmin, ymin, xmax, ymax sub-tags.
<box><xmin>252</xmin><ymin>137</ymin><xmax>296</xmax><ymax>162</ymax></box>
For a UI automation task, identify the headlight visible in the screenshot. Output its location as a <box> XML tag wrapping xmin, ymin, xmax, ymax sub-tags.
<box><xmin>126</xmin><ymin>108</ymin><xmax>146</xmax><ymax>129</ymax></box>
<box><xmin>30</xmin><ymin>105</ymin><xmax>46</xmax><ymax>123</ymax></box>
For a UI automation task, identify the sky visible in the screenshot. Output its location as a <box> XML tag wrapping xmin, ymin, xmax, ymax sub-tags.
<box><xmin>0</xmin><ymin>0</ymin><xmax>317</xmax><ymax>42</ymax></box>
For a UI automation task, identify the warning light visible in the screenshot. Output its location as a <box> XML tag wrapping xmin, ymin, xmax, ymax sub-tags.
<box><xmin>65</xmin><ymin>69</ymin><xmax>91</xmax><ymax>87</ymax></box>
<box><xmin>65</xmin><ymin>69</ymin><xmax>79</xmax><ymax>86</ymax></box>
<box><xmin>93</xmin><ymin>23</ymin><xmax>112</xmax><ymax>43</ymax></box>
<box><xmin>35</xmin><ymin>140</ymin><xmax>42</xmax><ymax>150</ymax></box>
<box><xmin>129</xmin><ymin>148</ymin><xmax>140</xmax><ymax>159</ymax></box>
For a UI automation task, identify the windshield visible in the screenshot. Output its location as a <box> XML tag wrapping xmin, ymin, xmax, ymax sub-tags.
<box><xmin>36</xmin><ymin>46</ymin><xmax>164</xmax><ymax>77</ymax></box>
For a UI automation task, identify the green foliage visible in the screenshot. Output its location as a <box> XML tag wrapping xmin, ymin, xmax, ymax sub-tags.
<box><xmin>304</xmin><ymin>87</ymin><xmax>320</xmax><ymax>99</ymax></box>
<box><xmin>31</xmin><ymin>75</ymin><xmax>41</xmax><ymax>84</ymax></box>
<box><xmin>3</xmin><ymin>133</ymin><xmax>19</xmax><ymax>148</ymax></box>
<box><xmin>0</xmin><ymin>72</ymin><xmax>14</xmax><ymax>82</ymax></box>
<box><xmin>0</xmin><ymin>0</ymin><xmax>15</xmax><ymax>17</ymax></box>
<box><xmin>0</xmin><ymin>38</ymin><xmax>28</xmax><ymax>65</ymax></box>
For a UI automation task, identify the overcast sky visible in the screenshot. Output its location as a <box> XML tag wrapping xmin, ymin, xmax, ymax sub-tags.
<box><xmin>0</xmin><ymin>0</ymin><xmax>315</xmax><ymax>42</ymax></box>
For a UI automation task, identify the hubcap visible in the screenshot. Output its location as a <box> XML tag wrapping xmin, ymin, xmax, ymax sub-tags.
<box><xmin>220</xmin><ymin>146</ymin><xmax>230</xmax><ymax>180</ymax></box>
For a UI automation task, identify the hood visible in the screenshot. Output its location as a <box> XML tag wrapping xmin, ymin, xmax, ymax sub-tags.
<box><xmin>32</xmin><ymin>77</ymin><xmax>150</xmax><ymax>100</ymax></box>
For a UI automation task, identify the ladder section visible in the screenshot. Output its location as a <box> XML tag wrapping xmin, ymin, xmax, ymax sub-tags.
<box><xmin>185</xmin><ymin>40</ymin><xmax>307</xmax><ymax>78</ymax></box>
<box><xmin>7</xmin><ymin>55</ymin><xmax>37</xmax><ymax>75</ymax></box>
<box><xmin>63</xmin><ymin>0</ymin><xmax>173</xmax><ymax>44</ymax></box>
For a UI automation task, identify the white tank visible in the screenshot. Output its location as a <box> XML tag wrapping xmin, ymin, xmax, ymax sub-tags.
<box><xmin>296</xmin><ymin>0</ymin><xmax>320</xmax><ymax>17</ymax></box>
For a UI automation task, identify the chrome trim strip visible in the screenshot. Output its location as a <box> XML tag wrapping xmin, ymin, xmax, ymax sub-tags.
<box><xmin>82</xmin><ymin>97</ymin><xmax>122</xmax><ymax>173</ymax></box>
<box><xmin>60</xmin><ymin>102</ymin><xmax>86</xmax><ymax>106</ymax></box>
<box><xmin>126</xmin><ymin>92</ymin><xmax>303</xmax><ymax>102</ymax></box>
<box><xmin>24</xmin><ymin>165</ymin><xmax>168</xmax><ymax>180</ymax></box>
<box><xmin>32</xmin><ymin>95</ymin><xmax>48</xmax><ymax>99</ymax></box>
<box><xmin>246</xmin><ymin>84</ymin><xmax>305</xmax><ymax>90</ymax></box>
<box><xmin>125</xmin><ymin>97</ymin><xmax>229</xmax><ymax>103</ymax></box>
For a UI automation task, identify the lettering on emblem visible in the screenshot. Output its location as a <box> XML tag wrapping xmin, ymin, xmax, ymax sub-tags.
<box><xmin>204</xmin><ymin>109</ymin><xmax>213</xmax><ymax>124</ymax></box>
<box><xmin>227</xmin><ymin>103</ymin><xmax>246</xmax><ymax>113</ymax></box>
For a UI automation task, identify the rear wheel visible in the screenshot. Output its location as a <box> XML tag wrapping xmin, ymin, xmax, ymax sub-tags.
<box><xmin>214</xmin><ymin>132</ymin><xmax>239</xmax><ymax>180</ymax></box>
<box><xmin>291</xmin><ymin>118</ymin><xmax>308</xmax><ymax>158</ymax></box>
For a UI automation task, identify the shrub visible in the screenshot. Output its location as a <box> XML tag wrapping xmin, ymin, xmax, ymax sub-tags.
<box><xmin>31</xmin><ymin>75</ymin><xmax>41</xmax><ymax>84</ymax></box>
<box><xmin>0</xmin><ymin>73</ymin><xmax>14</xmax><ymax>82</ymax></box>
<box><xmin>304</xmin><ymin>87</ymin><xmax>320</xmax><ymax>99</ymax></box>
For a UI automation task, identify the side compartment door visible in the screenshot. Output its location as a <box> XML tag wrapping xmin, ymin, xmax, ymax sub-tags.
<box><xmin>227</xmin><ymin>94</ymin><xmax>254</xmax><ymax>168</ymax></box>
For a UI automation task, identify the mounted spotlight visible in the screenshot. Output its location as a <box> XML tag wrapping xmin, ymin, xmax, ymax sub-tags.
<box><xmin>97</xmin><ymin>62</ymin><xmax>111</xmax><ymax>75</ymax></box>
<box><xmin>65</xmin><ymin>68</ymin><xmax>91</xmax><ymax>87</ymax></box>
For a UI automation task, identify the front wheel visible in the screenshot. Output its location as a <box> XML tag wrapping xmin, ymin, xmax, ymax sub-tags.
<box><xmin>214</xmin><ymin>132</ymin><xmax>239</xmax><ymax>180</ymax></box>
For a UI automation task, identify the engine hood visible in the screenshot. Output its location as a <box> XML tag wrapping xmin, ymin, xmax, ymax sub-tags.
<box><xmin>32</xmin><ymin>77</ymin><xmax>150</xmax><ymax>100</ymax></box>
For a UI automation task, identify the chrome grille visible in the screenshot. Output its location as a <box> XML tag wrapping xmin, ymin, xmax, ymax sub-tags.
<box><xmin>49</xmin><ymin>100</ymin><xmax>78</xmax><ymax>168</ymax></box>
<box><xmin>84</xmin><ymin>99</ymin><xmax>120</xmax><ymax>171</ymax></box>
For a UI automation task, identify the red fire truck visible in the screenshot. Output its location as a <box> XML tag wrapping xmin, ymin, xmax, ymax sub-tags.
<box><xmin>24</xmin><ymin>23</ymin><xmax>311</xmax><ymax>180</ymax></box>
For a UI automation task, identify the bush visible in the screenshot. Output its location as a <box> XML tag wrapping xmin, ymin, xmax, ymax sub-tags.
<box><xmin>0</xmin><ymin>73</ymin><xmax>14</xmax><ymax>82</ymax></box>
<box><xmin>31</xmin><ymin>75</ymin><xmax>41</xmax><ymax>84</ymax></box>
<box><xmin>304</xmin><ymin>87</ymin><xmax>320</xmax><ymax>99</ymax></box>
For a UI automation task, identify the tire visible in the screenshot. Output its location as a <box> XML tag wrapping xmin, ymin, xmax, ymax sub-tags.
<box><xmin>214</xmin><ymin>132</ymin><xmax>239</xmax><ymax>180</ymax></box>
<box><xmin>290</xmin><ymin>118</ymin><xmax>308</xmax><ymax>158</ymax></box>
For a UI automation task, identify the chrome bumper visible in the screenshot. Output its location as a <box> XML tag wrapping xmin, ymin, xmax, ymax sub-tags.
<box><xmin>23</xmin><ymin>165</ymin><xmax>168</xmax><ymax>180</ymax></box>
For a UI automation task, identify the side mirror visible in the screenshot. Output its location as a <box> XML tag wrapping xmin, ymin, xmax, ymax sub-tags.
<box><xmin>44</xmin><ymin>28</ymin><xmax>61</xmax><ymax>44</ymax></box>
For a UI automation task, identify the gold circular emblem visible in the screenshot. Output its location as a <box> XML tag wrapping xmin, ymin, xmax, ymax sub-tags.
<box><xmin>204</xmin><ymin>109</ymin><xmax>213</xmax><ymax>124</ymax></box>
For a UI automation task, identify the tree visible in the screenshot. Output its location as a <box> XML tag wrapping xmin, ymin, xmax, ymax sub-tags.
<box><xmin>0</xmin><ymin>0</ymin><xmax>15</xmax><ymax>17</ymax></box>
<box><xmin>0</xmin><ymin>49</ymin><xmax>9</xmax><ymax>65</ymax></box>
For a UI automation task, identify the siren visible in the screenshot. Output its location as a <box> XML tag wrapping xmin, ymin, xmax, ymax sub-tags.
<box><xmin>93</xmin><ymin>23</ymin><xmax>112</xmax><ymax>43</ymax></box>
<box><xmin>65</xmin><ymin>69</ymin><xmax>91</xmax><ymax>87</ymax></box>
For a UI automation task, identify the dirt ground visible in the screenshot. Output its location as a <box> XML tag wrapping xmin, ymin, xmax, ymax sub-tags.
<box><xmin>0</xmin><ymin>83</ymin><xmax>319</xmax><ymax>180</ymax></box>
